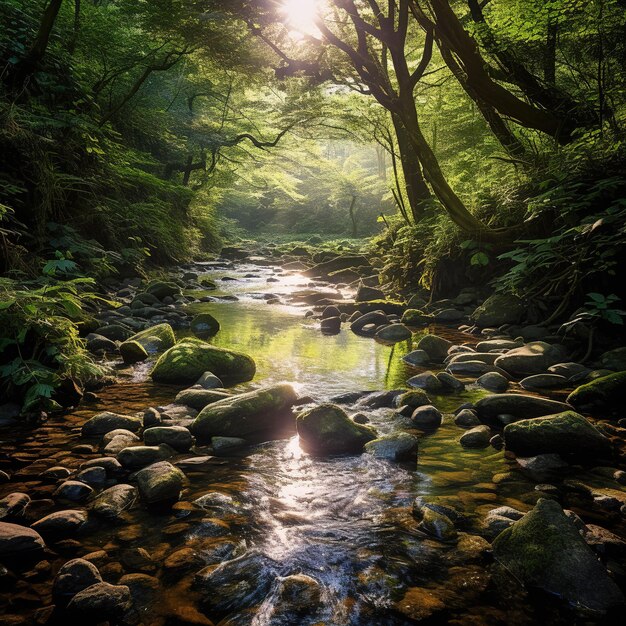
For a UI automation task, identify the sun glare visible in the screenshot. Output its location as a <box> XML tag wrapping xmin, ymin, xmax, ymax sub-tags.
<box><xmin>281</xmin><ymin>0</ymin><xmax>322</xmax><ymax>38</ymax></box>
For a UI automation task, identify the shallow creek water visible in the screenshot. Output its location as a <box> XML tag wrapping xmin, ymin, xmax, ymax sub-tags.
<box><xmin>0</xmin><ymin>262</ymin><xmax>618</xmax><ymax>625</ymax></box>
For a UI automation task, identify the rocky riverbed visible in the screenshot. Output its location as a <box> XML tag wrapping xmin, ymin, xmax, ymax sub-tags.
<box><xmin>1</xmin><ymin>247</ymin><xmax>626</xmax><ymax>625</ymax></box>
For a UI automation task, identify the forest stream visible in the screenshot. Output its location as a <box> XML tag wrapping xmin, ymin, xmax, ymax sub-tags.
<box><xmin>1</xmin><ymin>258</ymin><xmax>624</xmax><ymax>626</ymax></box>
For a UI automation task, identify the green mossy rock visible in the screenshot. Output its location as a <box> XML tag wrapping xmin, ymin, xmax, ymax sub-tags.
<box><xmin>191</xmin><ymin>313</ymin><xmax>220</xmax><ymax>339</ymax></box>
<box><xmin>296</xmin><ymin>403</ymin><xmax>377</xmax><ymax>455</ymax></box>
<box><xmin>364</xmin><ymin>432</ymin><xmax>419</xmax><ymax>462</ymax></box>
<box><xmin>397</xmin><ymin>389</ymin><xmax>431</xmax><ymax>409</ymax></box>
<box><xmin>401</xmin><ymin>309</ymin><xmax>430</xmax><ymax>326</ymax></box>
<box><xmin>376</xmin><ymin>323</ymin><xmax>412</xmax><ymax>343</ymax></box>
<box><xmin>151</xmin><ymin>338</ymin><xmax>256</xmax><ymax>385</ymax></box>
<box><xmin>125</xmin><ymin>323</ymin><xmax>175</xmax><ymax>353</ymax></box>
<box><xmin>135</xmin><ymin>461</ymin><xmax>185</xmax><ymax>505</ymax></box>
<box><xmin>503</xmin><ymin>411</ymin><xmax>611</xmax><ymax>459</ymax></box>
<box><xmin>119</xmin><ymin>340</ymin><xmax>148</xmax><ymax>365</ymax></box>
<box><xmin>471</xmin><ymin>293</ymin><xmax>525</xmax><ymax>328</ymax></box>
<box><xmin>191</xmin><ymin>384</ymin><xmax>298</xmax><ymax>439</ymax></box>
<box><xmin>567</xmin><ymin>371</ymin><xmax>626</xmax><ymax>416</ymax></box>
<box><xmin>146</xmin><ymin>281</ymin><xmax>181</xmax><ymax>300</ymax></box>
<box><xmin>492</xmin><ymin>499</ymin><xmax>624</xmax><ymax>612</ymax></box>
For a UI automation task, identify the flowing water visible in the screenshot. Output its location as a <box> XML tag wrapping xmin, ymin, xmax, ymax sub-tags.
<box><xmin>0</xmin><ymin>262</ymin><xmax>601</xmax><ymax>625</ymax></box>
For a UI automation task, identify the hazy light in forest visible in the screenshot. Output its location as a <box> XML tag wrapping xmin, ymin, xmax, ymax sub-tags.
<box><xmin>281</xmin><ymin>0</ymin><xmax>322</xmax><ymax>39</ymax></box>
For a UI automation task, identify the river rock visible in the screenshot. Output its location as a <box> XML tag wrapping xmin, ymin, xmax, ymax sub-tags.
<box><xmin>415</xmin><ymin>506</ymin><xmax>457</xmax><ymax>542</ymax></box>
<box><xmin>55</xmin><ymin>480</ymin><xmax>94</xmax><ymax>502</ymax></box>
<box><xmin>355</xmin><ymin>284</ymin><xmax>385</xmax><ymax>302</ymax></box>
<box><xmin>476</xmin><ymin>339</ymin><xmax>523</xmax><ymax>352</ymax></box>
<box><xmin>567</xmin><ymin>371</ymin><xmax>626</xmax><ymax>416</ymax></box>
<box><xmin>416</xmin><ymin>335</ymin><xmax>452</xmax><ymax>363</ymax></box>
<box><xmin>411</xmin><ymin>405</ymin><xmax>443</xmax><ymax>430</ymax></box>
<box><xmin>492</xmin><ymin>499</ymin><xmax>624</xmax><ymax>612</ymax></box>
<box><xmin>117</xmin><ymin>444</ymin><xmax>176</xmax><ymax>469</ymax></box>
<box><xmin>82</xmin><ymin>412</ymin><xmax>142</xmax><ymax>437</ymax></box>
<box><xmin>504</xmin><ymin>411</ymin><xmax>611</xmax><ymax>459</ymax></box>
<box><xmin>322</xmin><ymin>305</ymin><xmax>341</xmax><ymax>319</ymax></box>
<box><xmin>549</xmin><ymin>362</ymin><xmax>591</xmax><ymax>380</ymax></box>
<box><xmin>191</xmin><ymin>384</ymin><xmax>298</xmax><ymax>440</ymax></box>
<box><xmin>86</xmin><ymin>334</ymin><xmax>117</xmax><ymax>354</ymax></box>
<box><xmin>364</xmin><ymin>432</ymin><xmax>419</xmax><ymax>462</ymax></box>
<box><xmin>460</xmin><ymin>425</ymin><xmax>491</xmax><ymax>448</ymax></box>
<box><xmin>53</xmin><ymin>558</ymin><xmax>103</xmax><ymax>601</ymax></box>
<box><xmin>296</xmin><ymin>404</ymin><xmax>377</xmax><ymax>455</ymax></box>
<box><xmin>146</xmin><ymin>281</ymin><xmax>181</xmax><ymax>300</ymax></box>
<box><xmin>67</xmin><ymin>582</ymin><xmax>132</xmax><ymax>620</ymax></box>
<box><xmin>350</xmin><ymin>311</ymin><xmax>388</xmax><ymax>335</ymax></box>
<box><xmin>471</xmin><ymin>294</ymin><xmax>525</xmax><ymax>328</ymax></box>
<box><xmin>196</xmin><ymin>372</ymin><xmax>224</xmax><ymax>389</ymax></box>
<box><xmin>455</xmin><ymin>409</ymin><xmax>480</xmax><ymax>428</ymax></box>
<box><xmin>476</xmin><ymin>371</ymin><xmax>509</xmax><ymax>392</ymax></box>
<box><xmin>407</xmin><ymin>371</ymin><xmax>443</xmax><ymax>393</ymax></box>
<box><xmin>174</xmin><ymin>388</ymin><xmax>230</xmax><ymax>410</ymax></box>
<box><xmin>276</xmin><ymin>573</ymin><xmax>322</xmax><ymax>613</ymax></box>
<box><xmin>151</xmin><ymin>338</ymin><xmax>256</xmax><ymax>384</ymax></box>
<box><xmin>0</xmin><ymin>522</ymin><xmax>45</xmax><ymax>556</ymax></box>
<box><xmin>103</xmin><ymin>432</ymin><xmax>141</xmax><ymax>456</ymax></box>
<box><xmin>600</xmin><ymin>347</ymin><xmax>626</xmax><ymax>371</ymax></box>
<box><xmin>31</xmin><ymin>510</ymin><xmax>87</xmax><ymax>536</ymax></box>
<box><xmin>520</xmin><ymin>373</ymin><xmax>569</xmax><ymax>391</ymax></box>
<box><xmin>481</xmin><ymin>506</ymin><xmax>525</xmax><ymax>538</ymax></box>
<box><xmin>191</xmin><ymin>313</ymin><xmax>220</xmax><ymax>339</ymax></box>
<box><xmin>195</xmin><ymin>551</ymin><xmax>278</xmax><ymax>613</ymax></box>
<box><xmin>376</xmin><ymin>323</ymin><xmax>411</xmax><ymax>342</ymax></box>
<box><xmin>135</xmin><ymin>461</ymin><xmax>185</xmax><ymax>505</ymax></box>
<box><xmin>447</xmin><ymin>360</ymin><xmax>495</xmax><ymax>376</ymax></box>
<box><xmin>436</xmin><ymin>372</ymin><xmax>464</xmax><ymax>392</ymax></box>
<box><xmin>447</xmin><ymin>352</ymin><xmax>499</xmax><ymax>365</ymax></box>
<box><xmin>0</xmin><ymin>493</ymin><xmax>30</xmax><ymax>520</ymax></box>
<box><xmin>475</xmin><ymin>394</ymin><xmax>571</xmax><ymax>421</ymax></box>
<box><xmin>321</xmin><ymin>316</ymin><xmax>341</xmax><ymax>334</ymax></box>
<box><xmin>90</xmin><ymin>484</ymin><xmax>137</xmax><ymax>519</ymax></box>
<box><xmin>402</xmin><ymin>349</ymin><xmax>430</xmax><ymax>366</ymax></box>
<box><xmin>401</xmin><ymin>309</ymin><xmax>429</xmax><ymax>326</ymax></box>
<box><xmin>396</xmin><ymin>389</ymin><xmax>431</xmax><ymax>409</ymax></box>
<box><xmin>143</xmin><ymin>426</ymin><xmax>194</xmax><ymax>451</ymax></box>
<box><xmin>81</xmin><ymin>457</ymin><xmax>123</xmax><ymax>476</ymax></box>
<box><xmin>495</xmin><ymin>341</ymin><xmax>568</xmax><ymax>377</ymax></box>
<box><xmin>119</xmin><ymin>340</ymin><xmax>148</xmax><ymax>364</ymax></box>
<box><xmin>211</xmin><ymin>436</ymin><xmax>248</xmax><ymax>454</ymax></box>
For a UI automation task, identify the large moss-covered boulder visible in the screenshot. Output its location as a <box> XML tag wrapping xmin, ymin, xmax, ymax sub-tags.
<box><xmin>471</xmin><ymin>293</ymin><xmax>525</xmax><ymax>328</ymax></box>
<box><xmin>296</xmin><ymin>404</ymin><xmax>377</xmax><ymax>455</ymax></box>
<box><xmin>151</xmin><ymin>338</ymin><xmax>255</xmax><ymax>385</ymax></box>
<box><xmin>191</xmin><ymin>313</ymin><xmax>220</xmax><ymax>339</ymax></box>
<box><xmin>492</xmin><ymin>499</ymin><xmax>624</xmax><ymax>612</ymax></box>
<box><xmin>191</xmin><ymin>384</ymin><xmax>298</xmax><ymax>440</ymax></box>
<box><xmin>503</xmin><ymin>411</ymin><xmax>611</xmax><ymax>459</ymax></box>
<box><xmin>475</xmin><ymin>394</ymin><xmax>571</xmax><ymax>421</ymax></box>
<box><xmin>567</xmin><ymin>371</ymin><xmax>626</xmax><ymax>416</ymax></box>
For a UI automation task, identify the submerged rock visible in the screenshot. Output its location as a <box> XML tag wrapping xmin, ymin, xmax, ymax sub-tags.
<box><xmin>492</xmin><ymin>499</ymin><xmax>624</xmax><ymax>612</ymax></box>
<box><xmin>82</xmin><ymin>412</ymin><xmax>142</xmax><ymax>437</ymax></box>
<box><xmin>195</xmin><ymin>551</ymin><xmax>278</xmax><ymax>613</ymax></box>
<box><xmin>151</xmin><ymin>338</ymin><xmax>256</xmax><ymax>385</ymax></box>
<box><xmin>567</xmin><ymin>371</ymin><xmax>626</xmax><ymax>416</ymax></box>
<box><xmin>191</xmin><ymin>313</ymin><xmax>220</xmax><ymax>339</ymax></box>
<box><xmin>504</xmin><ymin>411</ymin><xmax>611</xmax><ymax>460</ymax></box>
<box><xmin>364</xmin><ymin>432</ymin><xmax>419</xmax><ymax>462</ymax></box>
<box><xmin>191</xmin><ymin>384</ymin><xmax>298</xmax><ymax>440</ymax></box>
<box><xmin>296</xmin><ymin>403</ymin><xmax>377</xmax><ymax>455</ymax></box>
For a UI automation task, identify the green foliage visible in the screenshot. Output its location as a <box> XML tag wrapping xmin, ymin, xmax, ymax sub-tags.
<box><xmin>0</xmin><ymin>275</ymin><xmax>109</xmax><ymax>412</ymax></box>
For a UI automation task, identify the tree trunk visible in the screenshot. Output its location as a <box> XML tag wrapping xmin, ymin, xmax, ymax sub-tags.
<box><xmin>391</xmin><ymin>114</ymin><xmax>432</xmax><ymax>223</ymax></box>
<box><xmin>11</xmin><ymin>0</ymin><xmax>64</xmax><ymax>86</ymax></box>
<box><xmin>348</xmin><ymin>195</ymin><xmax>358</xmax><ymax>237</ymax></box>
<box><xmin>439</xmin><ymin>44</ymin><xmax>526</xmax><ymax>158</ymax></box>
